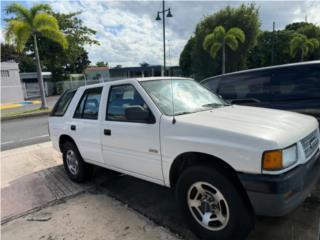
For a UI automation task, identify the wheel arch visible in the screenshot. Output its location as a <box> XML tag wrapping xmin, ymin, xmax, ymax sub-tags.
<box><xmin>169</xmin><ymin>151</ymin><xmax>253</xmax><ymax>211</ymax></box>
<box><xmin>59</xmin><ymin>134</ymin><xmax>77</xmax><ymax>152</ymax></box>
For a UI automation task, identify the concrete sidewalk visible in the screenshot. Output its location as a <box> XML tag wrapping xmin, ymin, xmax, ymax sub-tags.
<box><xmin>1</xmin><ymin>142</ymin><xmax>179</xmax><ymax>240</ymax></box>
<box><xmin>1</xmin><ymin>142</ymin><xmax>92</xmax><ymax>223</ymax></box>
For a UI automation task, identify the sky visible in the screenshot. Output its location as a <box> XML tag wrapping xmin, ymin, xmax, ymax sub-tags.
<box><xmin>1</xmin><ymin>0</ymin><xmax>320</xmax><ymax>67</ymax></box>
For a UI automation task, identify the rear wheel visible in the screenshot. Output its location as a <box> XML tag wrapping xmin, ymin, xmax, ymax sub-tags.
<box><xmin>62</xmin><ymin>142</ymin><xmax>93</xmax><ymax>182</ymax></box>
<box><xmin>175</xmin><ymin>166</ymin><xmax>254</xmax><ymax>240</ymax></box>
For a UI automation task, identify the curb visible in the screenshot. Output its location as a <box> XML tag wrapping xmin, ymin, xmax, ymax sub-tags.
<box><xmin>1</xmin><ymin>111</ymin><xmax>51</xmax><ymax>121</ymax></box>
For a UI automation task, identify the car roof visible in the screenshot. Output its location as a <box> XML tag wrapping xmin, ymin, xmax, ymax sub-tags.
<box><xmin>77</xmin><ymin>77</ymin><xmax>193</xmax><ymax>90</ymax></box>
<box><xmin>201</xmin><ymin>60</ymin><xmax>320</xmax><ymax>83</ymax></box>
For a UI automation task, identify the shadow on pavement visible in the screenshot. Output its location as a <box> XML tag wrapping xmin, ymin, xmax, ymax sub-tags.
<box><xmin>92</xmin><ymin>167</ymin><xmax>320</xmax><ymax>240</ymax></box>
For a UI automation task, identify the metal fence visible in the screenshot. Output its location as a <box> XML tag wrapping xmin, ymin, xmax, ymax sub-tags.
<box><xmin>55</xmin><ymin>80</ymin><xmax>101</xmax><ymax>94</ymax></box>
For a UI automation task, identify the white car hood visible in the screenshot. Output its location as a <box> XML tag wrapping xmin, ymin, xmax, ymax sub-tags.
<box><xmin>176</xmin><ymin>105</ymin><xmax>318</xmax><ymax>149</ymax></box>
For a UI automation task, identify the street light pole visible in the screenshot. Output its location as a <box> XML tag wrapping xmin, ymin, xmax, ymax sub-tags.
<box><xmin>162</xmin><ymin>0</ymin><xmax>166</xmax><ymax>76</ymax></box>
<box><xmin>156</xmin><ymin>0</ymin><xmax>173</xmax><ymax>76</ymax></box>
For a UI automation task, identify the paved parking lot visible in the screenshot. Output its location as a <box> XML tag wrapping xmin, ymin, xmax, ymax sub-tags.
<box><xmin>1</xmin><ymin>142</ymin><xmax>320</xmax><ymax>239</ymax></box>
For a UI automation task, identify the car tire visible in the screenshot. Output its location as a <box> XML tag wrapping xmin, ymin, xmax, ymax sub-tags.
<box><xmin>62</xmin><ymin>141</ymin><xmax>93</xmax><ymax>183</ymax></box>
<box><xmin>175</xmin><ymin>166</ymin><xmax>254</xmax><ymax>240</ymax></box>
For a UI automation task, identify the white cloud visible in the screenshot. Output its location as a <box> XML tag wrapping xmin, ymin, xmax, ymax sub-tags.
<box><xmin>4</xmin><ymin>0</ymin><xmax>318</xmax><ymax>67</ymax></box>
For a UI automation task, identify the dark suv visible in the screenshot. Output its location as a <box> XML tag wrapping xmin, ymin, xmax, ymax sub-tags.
<box><xmin>201</xmin><ymin>61</ymin><xmax>320</xmax><ymax>122</ymax></box>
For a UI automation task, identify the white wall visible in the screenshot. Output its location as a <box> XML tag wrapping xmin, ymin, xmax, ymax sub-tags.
<box><xmin>1</xmin><ymin>62</ymin><xmax>25</xmax><ymax>104</ymax></box>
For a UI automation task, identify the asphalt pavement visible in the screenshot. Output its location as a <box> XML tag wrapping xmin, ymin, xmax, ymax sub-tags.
<box><xmin>1</xmin><ymin>96</ymin><xmax>59</xmax><ymax>151</ymax></box>
<box><xmin>1</xmin><ymin>115</ymin><xmax>50</xmax><ymax>151</ymax></box>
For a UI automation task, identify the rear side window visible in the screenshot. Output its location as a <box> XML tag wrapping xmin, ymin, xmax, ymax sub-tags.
<box><xmin>74</xmin><ymin>87</ymin><xmax>103</xmax><ymax>120</ymax></box>
<box><xmin>202</xmin><ymin>78</ymin><xmax>220</xmax><ymax>92</ymax></box>
<box><xmin>218</xmin><ymin>72</ymin><xmax>271</xmax><ymax>100</ymax></box>
<box><xmin>271</xmin><ymin>65</ymin><xmax>320</xmax><ymax>100</ymax></box>
<box><xmin>51</xmin><ymin>90</ymin><xmax>76</xmax><ymax>116</ymax></box>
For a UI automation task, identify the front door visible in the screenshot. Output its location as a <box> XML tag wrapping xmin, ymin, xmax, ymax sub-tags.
<box><xmin>100</xmin><ymin>83</ymin><xmax>163</xmax><ymax>181</ymax></box>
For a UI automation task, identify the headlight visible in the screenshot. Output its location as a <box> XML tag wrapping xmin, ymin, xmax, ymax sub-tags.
<box><xmin>262</xmin><ymin>145</ymin><xmax>298</xmax><ymax>171</ymax></box>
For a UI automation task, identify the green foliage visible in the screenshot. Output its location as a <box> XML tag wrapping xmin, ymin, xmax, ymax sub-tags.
<box><xmin>203</xmin><ymin>26</ymin><xmax>245</xmax><ymax>58</ymax></box>
<box><xmin>248</xmin><ymin>22</ymin><xmax>320</xmax><ymax>68</ymax></box>
<box><xmin>183</xmin><ymin>4</ymin><xmax>260</xmax><ymax>80</ymax></box>
<box><xmin>4</xmin><ymin>9</ymin><xmax>99</xmax><ymax>83</ymax></box>
<box><xmin>290</xmin><ymin>34</ymin><xmax>319</xmax><ymax>61</ymax></box>
<box><xmin>96</xmin><ymin>61</ymin><xmax>109</xmax><ymax>67</ymax></box>
<box><xmin>5</xmin><ymin>3</ymin><xmax>68</xmax><ymax>51</ymax></box>
<box><xmin>179</xmin><ymin>36</ymin><xmax>195</xmax><ymax>77</ymax></box>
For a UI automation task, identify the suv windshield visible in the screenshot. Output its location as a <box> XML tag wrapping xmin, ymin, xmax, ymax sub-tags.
<box><xmin>140</xmin><ymin>79</ymin><xmax>225</xmax><ymax>116</ymax></box>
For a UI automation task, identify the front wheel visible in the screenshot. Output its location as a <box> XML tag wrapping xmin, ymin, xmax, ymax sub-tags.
<box><xmin>175</xmin><ymin>166</ymin><xmax>254</xmax><ymax>240</ymax></box>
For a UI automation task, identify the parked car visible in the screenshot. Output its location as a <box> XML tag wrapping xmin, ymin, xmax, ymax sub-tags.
<box><xmin>49</xmin><ymin>77</ymin><xmax>320</xmax><ymax>240</ymax></box>
<box><xmin>200</xmin><ymin>61</ymin><xmax>320</xmax><ymax>122</ymax></box>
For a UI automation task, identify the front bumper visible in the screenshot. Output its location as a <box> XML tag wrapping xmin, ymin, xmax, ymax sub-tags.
<box><xmin>238</xmin><ymin>149</ymin><xmax>320</xmax><ymax>216</ymax></box>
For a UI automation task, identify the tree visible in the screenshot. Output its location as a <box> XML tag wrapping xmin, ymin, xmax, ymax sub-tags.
<box><xmin>203</xmin><ymin>26</ymin><xmax>245</xmax><ymax>74</ymax></box>
<box><xmin>185</xmin><ymin>4</ymin><xmax>260</xmax><ymax>80</ymax></box>
<box><xmin>179</xmin><ymin>36</ymin><xmax>195</xmax><ymax>77</ymax></box>
<box><xmin>96</xmin><ymin>61</ymin><xmax>108</xmax><ymax>67</ymax></box>
<box><xmin>5</xmin><ymin>3</ymin><xmax>68</xmax><ymax>109</ymax></box>
<box><xmin>290</xmin><ymin>34</ymin><xmax>319</xmax><ymax>61</ymax></box>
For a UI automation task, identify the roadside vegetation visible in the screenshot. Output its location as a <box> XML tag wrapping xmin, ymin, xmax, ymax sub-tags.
<box><xmin>180</xmin><ymin>4</ymin><xmax>320</xmax><ymax>80</ymax></box>
<box><xmin>5</xmin><ymin>3</ymin><xmax>68</xmax><ymax>109</ymax></box>
<box><xmin>1</xmin><ymin>107</ymin><xmax>51</xmax><ymax>120</ymax></box>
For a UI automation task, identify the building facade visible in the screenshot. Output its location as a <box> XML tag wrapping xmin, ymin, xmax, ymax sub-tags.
<box><xmin>1</xmin><ymin>62</ymin><xmax>25</xmax><ymax>104</ymax></box>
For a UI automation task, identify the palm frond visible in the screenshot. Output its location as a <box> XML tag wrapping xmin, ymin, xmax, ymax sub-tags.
<box><xmin>213</xmin><ymin>26</ymin><xmax>226</xmax><ymax>43</ymax></box>
<box><xmin>227</xmin><ymin>27</ymin><xmax>245</xmax><ymax>43</ymax></box>
<box><xmin>34</xmin><ymin>13</ymin><xmax>59</xmax><ymax>31</ymax></box>
<box><xmin>5</xmin><ymin>3</ymin><xmax>32</xmax><ymax>24</ymax></box>
<box><xmin>225</xmin><ymin>35</ymin><xmax>238</xmax><ymax>50</ymax></box>
<box><xmin>203</xmin><ymin>33</ymin><xmax>215</xmax><ymax>51</ymax></box>
<box><xmin>31</xmin><ymin>4</ymin><xmax>52</xmax><ymax>17</ymax></box>
<box><xmin>38</xmin><ymin>26</ymin><xmax>68</xmax><ymax>49</ymax></box>
<box><xmin>6</xmin><ymin>20</ymin><xmax>32</xmax><ymax>51</ymax></box>
<box><xmin>309</xmin><ymin>38</ymin><xmax>320</xmax><ymax>49</ymax></box>
<box><xmin>209</xmin><ymin>42</ymin><xmax>222</xmax><ymax>59</ymax></box>
<box><xmin>290</xmin><ymin>35</ymin><xmax>304</xmax><ymax>57</ymax></box>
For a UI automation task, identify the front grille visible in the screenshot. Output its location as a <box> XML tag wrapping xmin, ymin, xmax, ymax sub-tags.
<box><xmin>301</xmin><ymin>129</ymin><xmax>319</xmax><ymax>159</ymax></box>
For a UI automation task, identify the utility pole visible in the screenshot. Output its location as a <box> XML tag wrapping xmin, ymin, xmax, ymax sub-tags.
<box><xmin>156</xmin><ymin>0</ymin><xmax>173</xmax><ymax>76</ymax></box>
<box><xmin>271</xmin><ymin>21</ymin><xmax>275</xmax><ymax>65</ymax></box>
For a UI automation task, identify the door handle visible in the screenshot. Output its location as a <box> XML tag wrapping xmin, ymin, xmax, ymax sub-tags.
<box><xmin>104</xmin><ymin>129</ymin><xmax>111</xmax><ymax>136</ymax></box>
<box><xmin>70</xmin><ymin>125</ymin><xmax>76</xmax><ymax>131</ymax></box>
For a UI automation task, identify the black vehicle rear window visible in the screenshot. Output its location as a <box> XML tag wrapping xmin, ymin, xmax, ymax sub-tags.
<box><xmin>271</xmin><ymin>65</ymin><xmax>320</xmax><ymax>100</ymax></box>
<box><xmin>51</xmin><ymin>90</ymin><xmax>76</xmax><ymax>116</ymax></box>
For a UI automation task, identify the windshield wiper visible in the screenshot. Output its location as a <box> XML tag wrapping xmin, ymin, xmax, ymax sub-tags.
<box><xmin>175</xmin><ymin>111</ymin><xmax>194</xmax><ymax>116</ymax></box>
<box><xmin>202</xmin><ymin>103</ymin><xmax>224</xmax><ymax>108</ymax></box>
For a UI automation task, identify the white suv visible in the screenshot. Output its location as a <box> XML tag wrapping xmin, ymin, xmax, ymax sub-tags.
<box><xmin>49</xmin><ymin>77</ymin><xmax>320</xmax><ymax>240</ymax></box>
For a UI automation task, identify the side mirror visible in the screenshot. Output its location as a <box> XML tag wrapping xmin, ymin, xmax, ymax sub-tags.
<box><xmin>125</xmin><ymin>106</ymin><xmax>155</xmax><ymax>123</ymax></box>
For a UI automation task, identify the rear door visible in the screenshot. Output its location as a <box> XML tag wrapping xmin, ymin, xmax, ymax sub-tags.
<box><xmin>68</xmin><ymin>87</ymin><xmax>104</xmax><ymax>164</ymax></box>
<box><xmin>100</xmin><ymin>81</ymin><xmax>163</xmax><ymax>183</ymax></box>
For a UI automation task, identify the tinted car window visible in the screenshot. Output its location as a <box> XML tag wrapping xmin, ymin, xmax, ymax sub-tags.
<box><xmin>271</xmin><ymin>65</ymin><xmax>320</xmax><ymax>100</ymax></box>
<box><xmin>106</xmin><ymin>84</ymin><xmax>153</xmax><ymax>122</ymax></box>
<box><xmin>74</xmin><ymin>87</ymin><xmax>102</xmax><ymax>120</ymax></box>
<box><xmin>202</xmin><ymin>78</ymin><xmax>220</xmax><ymax>92</ymax></box>
<box><xmin>218</xmin><ymin>72</ymin><xmax>271</xmax><ymax>100</ymax></box>
<box><xmin>51</xmin><ymin>90</ymin><xmax>76</xmax><ymax>116</ymax></box>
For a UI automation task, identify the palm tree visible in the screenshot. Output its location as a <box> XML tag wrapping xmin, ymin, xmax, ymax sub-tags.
<box><xmin>290</xmin><ymin>34</ymin><xmax>319</xmax><ymax>62</ymax></box>
<box><xmin>5</xmin><ymin>3</ymin><xmax>68</xmax><ymax>109</ymax></box>
<box><xmin>203</xmin><ymin>26</ymin><xmax>245</xmax><ymax>74</ymax></box>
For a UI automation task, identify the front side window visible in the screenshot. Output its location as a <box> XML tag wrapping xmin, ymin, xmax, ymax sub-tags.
<box><xmin>74</xmin><ymin>87</ymin><xmax>102</xmax><ymax>120</ymax></box>
<box><xmin>218</xmin><ymin>73</ymin><xmax>271</xmax><ymax>100</ymax></box>
<box><xmin>106</xmin><ymin>84</ymin><xmax>155</xmax><ymax>123</ymax></box>
<box><xmin>51</xmin><ymin>89</ymin><xmax>76</xmax><ymax>116</ymax></box>
<box><xmin>140</xmin><ymin>79</ymin><xmax>225</xmax><ymax>116</ymax></box>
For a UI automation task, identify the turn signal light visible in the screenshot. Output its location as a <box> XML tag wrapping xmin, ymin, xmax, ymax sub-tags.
<box><xmin>262</xmin><ymin>150</ymin><xmax>283</xmax><ymax>170</ymax></box>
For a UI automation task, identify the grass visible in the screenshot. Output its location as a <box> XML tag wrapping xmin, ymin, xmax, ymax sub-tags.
<box><xmin>1</xmin><ymin>107</ymin><xmax>52</xmax><ymax>120</ymax></box>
